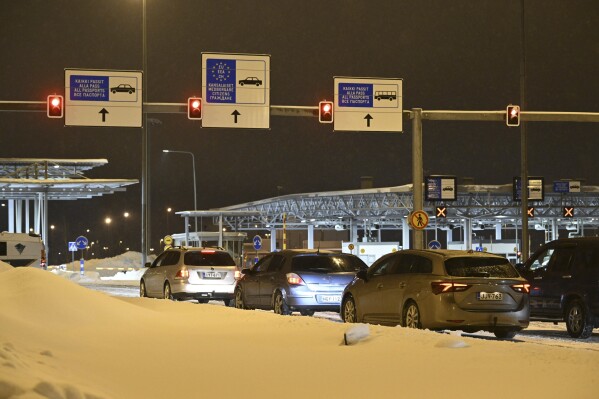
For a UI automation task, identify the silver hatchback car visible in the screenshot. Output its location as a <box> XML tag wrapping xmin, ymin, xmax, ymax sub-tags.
<box><xmin>341</xmin><ymin>249</ymin><xmax>530</xmax><ymax>339</ymax></box>
<box><xmin>140</xmin><ymin>247</ymin><xmax>239</xmax><ymax>305</ymax></box>
<box><xmin>235</xmin><ymin>249</ymin><xmax>368</xmax><ymax>315</ymax></box>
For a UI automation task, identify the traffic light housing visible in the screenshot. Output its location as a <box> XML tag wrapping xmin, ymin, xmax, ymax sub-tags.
<box><xmin>47</xmin><ymin>95</ymin><xmax>64</xmax><ymax>118</ymax></box>
<box><xmin>188</xmin><ymin>97</ymin><xmax>202</xmax><ymax>120</ymax></box>
<box><xmin>506</xmin><ymin>104</ymin><xmax>520</xmax><ymax>127</ymax></box>
<box><xmin>319</xmin><ymin>100</ymin><xmax>333</xmax><ymax>123</ymax></box>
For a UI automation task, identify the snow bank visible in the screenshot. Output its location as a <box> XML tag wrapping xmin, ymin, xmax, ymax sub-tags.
<box><xmin>0</xmin><ymin>266</ymin><xmax>597</xmax><ymax>398</ymax></box>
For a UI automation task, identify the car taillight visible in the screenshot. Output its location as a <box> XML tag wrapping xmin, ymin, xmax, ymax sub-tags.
<box><xmin>175</xmin><ymin>269</ymin><xmax>189</xmax><ymax>279</ymax></box>
<box><xmin>201</xmin><ymin>250</ymin><xmax>216</xmax><ymax>254</ymax></box>
<box><xmin>511</xmin><ymin>283</ymin><xmax>531</xmax><ymax>293</ymax></box>
<box><xmin>431</xmin><ymin>282</ymin><xmax>471</xmax><ymax>295</ymax></box>
<box><xmin>286</xmin><ymin>273</ymin><xmax>306</xmax><ymax>286</ymax></box>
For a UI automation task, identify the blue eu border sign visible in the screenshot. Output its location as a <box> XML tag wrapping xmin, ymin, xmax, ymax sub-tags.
<box><xmin>206</xmin><ymin>59</ymin><xmax>236</xmax><ymax>103</ymax></box>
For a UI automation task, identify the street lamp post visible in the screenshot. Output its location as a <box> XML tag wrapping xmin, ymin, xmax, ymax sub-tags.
<box><xmin>163</xmin><ymin>150</ymin><xmax>198</xmax><ymax>233</ymax></box>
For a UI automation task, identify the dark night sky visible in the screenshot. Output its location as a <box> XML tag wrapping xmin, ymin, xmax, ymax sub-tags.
<box><xmin>1</xmin><ymin>1</ymin><xmax>598</xmax><ymax>260</ymax></box>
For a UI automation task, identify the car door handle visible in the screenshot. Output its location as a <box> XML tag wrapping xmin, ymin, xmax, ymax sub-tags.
<box><xmin>561</xmin><ymin>275</ymin><xmax>572</xmax><ymax>279</ymax></box>
<box><xmin>377</xmin><ymin>283</ymin><xmax>384</xmax><ymax>289</ymax></box>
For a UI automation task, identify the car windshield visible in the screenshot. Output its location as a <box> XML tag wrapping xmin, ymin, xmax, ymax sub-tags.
<box><xmin>184</xmin><ymin>251</ymin><xmax>235</xmax><ymax>266</ymax></box>
<box><xmin>444</xmin><ymin>257</ymin><xmax>519</xmax><ymax>278</ymax></box>
<box><xmin>291</xmin><ymin>255</ymin><xmax>366</xmax><ymax>273</ymax></box>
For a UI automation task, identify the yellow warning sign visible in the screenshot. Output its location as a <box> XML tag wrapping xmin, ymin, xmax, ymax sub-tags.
<box><xmin>409</xmin><ymin>210</ymin><xmax>429</xmax><ymax>230</ymax></box>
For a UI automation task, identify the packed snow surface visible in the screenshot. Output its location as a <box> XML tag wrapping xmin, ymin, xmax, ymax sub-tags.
<box><xmin>1</xmin><ymin>259</ymin><xmax>598</xmax><ymax>399</ymax></box>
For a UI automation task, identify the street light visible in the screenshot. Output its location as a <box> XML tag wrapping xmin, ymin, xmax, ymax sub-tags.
<box><xmin>163</xmin><ymin>150</ymin><xmax>198</xmax><ymax>232</ymax></box>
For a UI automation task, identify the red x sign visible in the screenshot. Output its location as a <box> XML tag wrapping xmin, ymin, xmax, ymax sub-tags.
<box><xmin>436</xmin><ymin>206</ymin><xmax>447</xmax><ymax>218</ymax></box>
<box><xmin>563</xmin><ymin>207</ymin><xmax>574</xmax><ymax>218</ymax></box>
<box><xmin>527</xmin><ymin>207</ymin><xmax>535</xmax><ymax>217</ymax></box>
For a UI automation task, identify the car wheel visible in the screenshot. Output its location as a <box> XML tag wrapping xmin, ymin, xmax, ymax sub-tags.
<box><xmin>273</xmin><ymin>291</ymin><xmax>291</xmax><ymax>315</ymax></box>
<box><xmin>342</xmin><ymin>296</ymin><xmax>357</xmax><ymax>323</ymax></box>
<box><xmin>240</xmin><ymin>82</ymin><xmax>244</xmax><ymax>86</ymax></box>
<box><xmin>565</xmin><ymin>299</ymin><xmax>594</xmax><ymax>338</ymax></box>
<box><xmin>300</xmin><ymin>309</ymin><xmax>315</xmax><ymax>316</ymax></box>
<box><xmin>403</xmin><ymin>301</ymin><xmax>421</xmax><ymax>329</ymax></box>
<box><xmin>111</xmin><ymin>90</ymin><xmax>116</xmax><ymax>94</ymax></box>
<box><xmin>163</xmin><ymin>282</ymin><xmax>174</xmax><ymax>300</ymax></box>
<box><xmin>234</xmin><ymin>287</ymin><xmax>246</xmax><ymax>309</ymax></box>
<box><xmin>128</xmin><ymin>90</ymin><xmax>133</xmax><ymax>94</ymax></box>
<box><xmin>494</xmin><ymin>329</ymin><xmax>518</xmax><ymax>339</ymax></box>
<box><xmin>223</xmin><ymin>299</ymin><xmax>232</xmax><ymax>307</ymax></box>
<box><xmin>140</xmin><ymin>280</ymin><xmax>147</xmax><ymax>297</ymax></box>
<box><xmin>197</xmin><ymin>299</ymin><xmax>209</xmax><ymax>304</ymax></box>
<box><xmin>255</xmin><ymin>83</ymin><xmax>260</xmax><ymax>86</ymax></box>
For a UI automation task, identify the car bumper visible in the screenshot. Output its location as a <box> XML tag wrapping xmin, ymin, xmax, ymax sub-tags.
<box><xmin>171</xmin><ymin>281</ymin><xmax>235</xmax><ymax>300</ymax></box>
<box><xmin>422</xmin><ymin>296</ymin><xmax>530</xmax><ymax>332</ymax></box>
<box><xmin>285</xmin><ymin>291</ymin><xmax>343</xmax><ymax>312</ymax></box>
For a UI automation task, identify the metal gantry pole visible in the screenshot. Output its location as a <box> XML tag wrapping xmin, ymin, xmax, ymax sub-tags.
<box><xmin>411</xmin><ymin>108</ymin><xmax>424</xmax><ymax>249</ymax></box>
<box><xmin>519</xmin><ymin>0</ymin><xmax>530</xmax><ymax>260</ymax></box>
<box><xmin>141</xmin><ymin>0</ymin><xmax>149</xmax><ymax>266</ymax></box>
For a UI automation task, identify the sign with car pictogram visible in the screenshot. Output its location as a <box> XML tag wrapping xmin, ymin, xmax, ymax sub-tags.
<box><xmin>201</xmin><ymin>52</ymin><xmax>270</xmax><ymax>129</ymax></box>
<box><xmin>408</xmin><ymin>210</ymin><xmax>429</xmax><ymax>230</ymax></box>
<box><xmin>513</xmin><ymin>177</ymin><xmax>544</xmax><ymax>201</ymax></box>
<box><xmin>333</xmin><ymin>76</ymin><xmax>403</xmax><ymax>132</ymax></box>
<box><xmin>425</xmin><ymin>176</ymin><xmax>457</xmax><ymax>201</ymax></box>
<box><xmin>64</xmin><ymin>69</ymin><xmax>143</xmax><ymax>127</ymax></box>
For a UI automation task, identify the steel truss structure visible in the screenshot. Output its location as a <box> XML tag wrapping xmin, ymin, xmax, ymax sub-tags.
<box><xmin>211</xmin><ymin>184</ymin><xmax>599</xmax><ymax>232</ymax></box>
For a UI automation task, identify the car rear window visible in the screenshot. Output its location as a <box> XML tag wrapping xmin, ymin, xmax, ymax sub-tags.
<box><xmin>291</xmin><ymin>255</ymin><xmax>367</xmax><ymax>273</ymax></box>
<box><xmin>184</xmin><ymin>251</ymin><xmax>236</xmax><ymax>266</ymax></box>
<box><xmin>444</xmin><ymin>257</ymin><xmax>519</xmax><ymax>278</ymax></box>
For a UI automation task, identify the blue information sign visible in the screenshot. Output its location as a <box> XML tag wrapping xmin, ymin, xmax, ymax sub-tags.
<box><xmin>75</xmin><ymin>235</ymin><xmax>88</xmax><ymax>250</ymax></box>
<box><xmin>253</xmin><ymin>235</ymin><xmax>262</xmax><ymax>251</ymax></box>
<box><xmin>206</xmin><ymin>59</ymin><xmax>236</xmax><ymax>103</ymax></box>
<box><xmin>338</xmin><ymin>83</ymin><xmax>373</xmax><ymax>107</ymax></box>
<box><xmin>428</xmin><ymin>240</ymin><xmax>441</xmax><ymax>250</ymax></box>
<box><xmin>553</xmin><ymin>181</ymin><xmax>569</xmax><ymax>193</ymax></box>
<box><xmin>70</xmin><ymin>75</ymin><xmax>109</xmax><ymax>101</ymax></box>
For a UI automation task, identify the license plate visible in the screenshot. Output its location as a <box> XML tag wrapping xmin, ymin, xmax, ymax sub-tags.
<box><xmin>320</xmin><ymin>295</ymin><xmax>341</xmax><ymax>303</ymax></box>
<box><xmin>202</xmin><ymin>272</ymin><xmax>222</xmax><ymax>279</ymax></box>
<box><xmin>478</xmin><ymin>292</ymin><xmax>503</xmax><ymax>301</ymax></box>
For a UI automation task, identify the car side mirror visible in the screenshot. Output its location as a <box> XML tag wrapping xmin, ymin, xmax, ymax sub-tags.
<box><xmin>356</xmin><ymin>270</ymin><xmax>368</xmax><ymax>281</ymax></box>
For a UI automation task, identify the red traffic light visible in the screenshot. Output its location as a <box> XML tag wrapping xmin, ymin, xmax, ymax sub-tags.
<box><xmin>187</xmin><ymin>97</ymin><xmax>202</xmax><ymax>120</ymax></box>
<box><xmin>47</xmin><ymin>95</ymin><xmax>64</xmax><ymax>118</ymax></box>
<box><xmin>506</xmin><ymin>104</ymin><xmax>520</xmax><ymax>127</ymax></box>
<box><xmin>319</xmin><ymin>100</ymin><xmax>334</xmax><ymax>123</ymax></box>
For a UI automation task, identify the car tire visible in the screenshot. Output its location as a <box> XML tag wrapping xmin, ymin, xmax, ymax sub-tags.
<box><xmin>223</xmin><ymin>299</ymin><xmax>232</xmax><ymax>307</ymax></box>
<box><xmin>197</xmin><ymin>299</ymin><xmax>209</xmax><ymax>304</ymax></box>
<box><xmin>494</xmin><ymin>329</ymin><xmax>518</xmax><ymax>339</ymax></box>
<box><xmin>111</xmin><ymin>90</ymin><xmax>116</xmax><ymax>94</ymax></box>
<box><xmin>565</xmin><ymin>299</ymin><xmax>594</xmax><ymax>339</ymax></box>
<box><xmin>140</xmin><ymin>280</ymin><xmax>147</xmax><ymax>298</ymax></box>
<box><xmin>403</xmin><ymin>301</ymin><xmax>421</xmax><ymax>329</ymax></box>
<box><xmin>163</xmin><ymin>282</ymin><xmax>174</xmax><ymax>300</ymax></box>
<box><xmin>273</xmin><ymin>291</ymin><xmax>291</xmax><ymax>315</ymax></box>
<box><xmin>240</xmin><ymin>82</ymin><xmax>244</xmax><ymax>86</ymax></box>
<box><xmin>234</xmin><ymin>287</ymin><xmax>246</xmax><ymax>309</ymax></box>
<box><xmin>300</xmin><ymin>309</ymin><xmax>315</xmax><ymax>316</ymax></box>
<box><xmin>342</xmin><ymin>296</ymin><xmax>358</xmax><ymax>323</ymax></box>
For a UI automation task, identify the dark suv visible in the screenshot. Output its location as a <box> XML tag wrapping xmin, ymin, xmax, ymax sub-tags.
<box><xmin>518</xmin><ymin>237</ymin><xmax>599</xmax><ymax>338</ymax></box>
<box><xmin>234</xmin><ymin>249</ymin><xmax>368</xmax><ymax>315</ymax></box>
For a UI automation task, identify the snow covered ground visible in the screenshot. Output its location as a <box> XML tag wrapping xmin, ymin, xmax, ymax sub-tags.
<box><xmin>1</xmin><ymin>256</ymin><xmax>598</xmax><ymax>398</ymax></box>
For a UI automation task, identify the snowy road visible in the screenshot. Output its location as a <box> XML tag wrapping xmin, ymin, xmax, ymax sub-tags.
<box><xmin>82</xmin><ymin>283</ymin><xmax>599</xmax><ymax>350</ymax></box>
